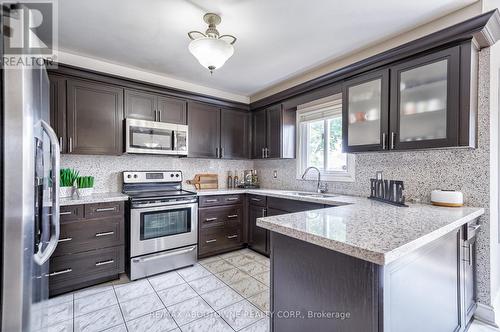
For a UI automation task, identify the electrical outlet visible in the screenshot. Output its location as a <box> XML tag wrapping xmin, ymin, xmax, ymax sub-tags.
<box><xmin>273</xmin><ymin>170</ymin><xmax>278</xmax><ymax>179</ymax></box>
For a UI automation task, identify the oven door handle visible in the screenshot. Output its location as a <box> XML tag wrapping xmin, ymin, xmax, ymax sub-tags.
<box><xmin>131</xmin><ymin>202</ymin><xmax>198</xmax><ymax>212</ymax></box>
<box><xmin>132</xmin><ymin>246</ymin><xmax>196</xmax><ymax>263</ymax></box>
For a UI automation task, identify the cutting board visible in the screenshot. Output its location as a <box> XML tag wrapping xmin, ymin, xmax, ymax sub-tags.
<box><xmin>186</xmin><ymin>174</ymin><xmax>218</xmax><ymax>190</ymax></box>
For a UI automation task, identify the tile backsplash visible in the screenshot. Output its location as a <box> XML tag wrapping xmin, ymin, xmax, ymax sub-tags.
<box><xmin>61</xmin><ymin>154</ymin><xmax>253</xmax><ymax>193</ymax></box>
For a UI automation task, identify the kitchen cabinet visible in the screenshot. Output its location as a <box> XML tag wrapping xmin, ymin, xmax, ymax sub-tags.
<box><xmin>124</xmin><ymin>89</ymin><xmax>187</xmax><ymax>124</ymax></box>
<box><xmin>49</xmin><ymin>74</ymin><xmax>68</xmax><ymax>152</ymax></box>
<box><xmin>343</xmin><ymin>69</ymin><xmax>389</xmax><ymax>152</ymax></box>
<box><xmin>198</xmin><ymin>195</ymin><xmax>245</xmax><ymax>258</ymax></box>
<box><xmin>49</xmin><ymin>202</ymin><xmax>125</xmax><ymax>296</ymax></box>
<box><xmin>66</xmin><ymin>79</ymin><xmax>124</xmax><ymax>155</ymax></box>
<box><xmin>188</xmin><ymin>102</ymin><xmax>220</xmax><ymax>158</ymax></box>
<box><xmin>252</xmin><ymin>104</ymin><xmax>296</xmax><ymax>159</ymax></box>
<box><xmin>220</xmin><ymin>108</ymin><xmax>250</xmax><ymax>159</ymax></box>
<box><xmin>343</xmin><ymin>43</ymin><xmax>475</xmax><ymax>153</ymax></box>
<box><xmin>188</xmin><ymin>102</ymin><xmax>250</xmax><ymax>159</ymax></box>
<box><xmin>389</xmin><ymin>46</ymin><xmax>460</xmax><ymax>150</ymax></box>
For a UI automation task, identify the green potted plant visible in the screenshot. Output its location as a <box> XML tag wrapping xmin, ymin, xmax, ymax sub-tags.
<box><xmin>76</xmin><ymin>176</ymin><xmax>95</xmax><ymax>197</ymax></box>
<box><xmin>60</xmin><ymin>168</ymin><xmax>79</xmax><ymax>198</ymax></box>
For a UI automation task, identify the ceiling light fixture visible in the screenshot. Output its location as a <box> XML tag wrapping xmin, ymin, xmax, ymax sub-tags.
<box><xmin>188</xmin><ymin>13</ymin><xmax>236</xmax><ymax>74</ymax></box>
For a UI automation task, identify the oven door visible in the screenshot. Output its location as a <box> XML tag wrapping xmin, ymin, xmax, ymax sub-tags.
<box><xmin>130</xmin><ymin>202</ymin><xmax>198</xmax><ymax>257</ymax></box>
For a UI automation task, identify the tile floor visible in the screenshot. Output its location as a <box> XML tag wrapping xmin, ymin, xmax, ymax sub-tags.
<box><xmin>43</xmin><ymin>249</ymin><xmax>270</xmax><ymax>332</ymax></box>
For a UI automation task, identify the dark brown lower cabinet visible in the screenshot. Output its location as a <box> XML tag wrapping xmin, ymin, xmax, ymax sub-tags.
<box><xmin>198</xmin><ymin>195</ymin><xmax>245</xmax><ymax>258</ymax></box>
<box><xmin>49</xmin><ymin>201</ymin><xmax>125</xmax><ymax>296</ymax></box>
<box><xmin>248</xmin><ymin>204</ymin><xmax>269</xmax><ymax>256</ymax></box>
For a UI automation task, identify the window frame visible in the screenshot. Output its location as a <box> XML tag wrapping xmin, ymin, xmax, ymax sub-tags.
<box><xmin>296</xmin><ymin>95</ymin><xmax>355</xmax><ymax>182</ymax></box>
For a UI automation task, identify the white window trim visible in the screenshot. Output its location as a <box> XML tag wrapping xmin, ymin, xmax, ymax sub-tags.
<box><xmin>296</xmin><ymin>95</ymin><xmax>355</xmax><ymax>182</ymax></box>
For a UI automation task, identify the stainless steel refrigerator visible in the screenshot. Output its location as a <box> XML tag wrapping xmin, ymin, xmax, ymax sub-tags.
<box><xmin>1</xmin><ymin>31</ymin><xmax>61</xmax><ymax>332</ymax></box>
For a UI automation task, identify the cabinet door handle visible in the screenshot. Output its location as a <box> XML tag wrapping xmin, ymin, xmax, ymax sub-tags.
<box><xmin>154</xmin><ymin>110</ymin><xmax>157</xmax><ymax>121</ymax></box>
<box><xmin>220</xmin><ymin>147</ymin><xmax>224</xmax><ymax>158</ymax></box>
<box><xmin>158</xmin><ymin>110</ymin><xmax>161</xmax><ymax>122</ymax></box>
<box><xmin>206</xmin><ymin>239</ymin><xmax>217</xmax><ymax>243</ymax></box>
<box><xmin>227</xmin><ymin>214</ymin><xmax>238</xmax><ymax>218</ymax></box>
<box><xmin>96</xmin><ymin>259</ymin><xmax>114</xmax><ymax>266</ymax></box>
<box><xmin>58</xmin><ymin>237</ymin><xmax>72</xmax><ymax>243</ymax></box>
<box><xmin>60</xmin><ymin>211</ymin><xmax>72</xmax><ymax>216</ymax></box>
<box><xmin>69</xmin><ymin>137</ymin><xmax>73</xmax><ymax>153</ymax></box>
<box><xmin>95</xmin><ymin>207</ymin><xmax>116</xmax><ymax>212</ymax></box>
<box><xmin>390</xmin><ymin>132</ymin><xmax>395</xmax><ymax>150</ymax></box>
<box><xmin>262</xmin><ymin>208</ymin><xmax>267</xmax><ymax>217</ymax></box>
<box><xmin>262</xmin><ymin>148</ymin><xmax>265</xmax><ymax>158</ymax></box>
<box><xmin>251</xmin><ymin>198</ymin><xmax>261</xmax><ymax>202</ymax></box>
<box><xmin>47</xmin><ymin>268</ymin><xmax>72</xmax><ymax>277</ymax></box>
<box><xmin>226</xmin><ymin>197</ymin><xmax>239</xmax><ymax>201</ymax></box>
<box><xmin>96</xmin><ymin>231</ymin><xmax>115</xmax><ymax>237</ymax></box>
<box><xmin>205</xmin><ymin>217</ymin><xmax>218</xmax><ymax>222</ymax></box>
<box><xmin>265</xmin><ymin>148</ymin><xmax>269</xmax><ymax>158</ymax></box>
<box><xmin>382</xmin><ymin>133</ymin><xmax>387</xmax><ymax>150</ymax></box>
<box><xmin>59</xmin><ymin>137</ymin><xmax>63</xmax><ymax>151</ymax></box>
<box><xmin>227</xmin><ymin>235</ymin><xmax>238</xmax><ymax>239</ymax></box>
<box><xmin>205</xmin><ymin>199</ymin><xmax>218</xmax><ymax>203</ymax></box>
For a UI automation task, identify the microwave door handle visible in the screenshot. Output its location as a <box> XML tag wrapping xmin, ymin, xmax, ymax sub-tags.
<box><xmin>34</xmin><ymin>120</ymin><xmax>61</xmax><ymax>266</ymax></box>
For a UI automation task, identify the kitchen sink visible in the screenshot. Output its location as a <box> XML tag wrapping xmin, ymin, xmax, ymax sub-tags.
<box><xmin>287</xmin><ymin>192</ymin><xmax>336</xmax><ymax>198</ymax></box>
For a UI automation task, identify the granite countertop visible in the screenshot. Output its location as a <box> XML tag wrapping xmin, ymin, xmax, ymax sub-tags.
<box><xmin>255</xmin><ymin>195</ymin><xmax>484</xmax><ymax>265</ymax></box>
<box><xmin>60</xmin><ymin>192</ymin><xmax>129</xmax><ymax>206</ymax></box>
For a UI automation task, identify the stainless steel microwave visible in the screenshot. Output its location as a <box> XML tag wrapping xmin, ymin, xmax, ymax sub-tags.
<box><xmin>125</xmin><ymin>118</ymin><xmax>188</xmax><ymax>155</ymax></box>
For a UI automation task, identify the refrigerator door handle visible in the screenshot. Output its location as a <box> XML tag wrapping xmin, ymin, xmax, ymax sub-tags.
<box><xmin>34</xmin><ymin>120</ymin><xmax>61</xmax><ymax>265</ymax></box>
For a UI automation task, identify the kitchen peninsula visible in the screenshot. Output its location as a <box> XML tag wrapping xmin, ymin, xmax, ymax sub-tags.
<box><xmin>257</xmin><ymin>196</ymin><xmax>484</xmax><ymax>332</ymax></box>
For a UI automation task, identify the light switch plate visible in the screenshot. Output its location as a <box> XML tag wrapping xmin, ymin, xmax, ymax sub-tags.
<box><xmin>273</xmin><ymin>170</ymin><xmax>278</xmax><ymax>178</ymax></box>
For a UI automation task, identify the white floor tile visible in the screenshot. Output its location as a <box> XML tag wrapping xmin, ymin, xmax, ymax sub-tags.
<box><xmin>74</xmin><ymin>289</ymin><xmax>118</xmax><ymax>317</ymax></box>
<box><xmin>102</xmin><ymin>324</ymin><xmax>128</xmax><ymax>332</ymax></box>
<box><xmin>74</xmin><ymin>305</ymin><xmax>124</xmax><ymax>332</ymax></box>
<box><xmin>229</xmin><ymin>276</ymin><xmax>268</xmax><ymax>298</ymax></box>
<box><xmin>180</xmin><ymin>315</ymin><xmax>233</xmax><ymax>332</ymax></box>
<box><xmin>200</xmin><ymin>286</ymin><xmax>244</xmax><ymax>311</ymax></box>
<box><xmin>126</xmin><ymin>308</ymin><xmax>178</xmax><ymax>332</ymax></box>
<box><xmin>188</xmin><ymin>275</ymin><xmax>226</xmax><ymax>294</ymax></box>
<box><xmin>218</xmin><ymin>300</ymin><xmax>264</xmax><ymax>331</ymax></box>
<box><xmin>177</xmin><ymin>264</ymin><xmax>212</xmax><ymax>282</ymax></box>
<box><xmin>119</xmin><ymin>293</ymin><xmax>164</xmax><ymax>321</ymax></box>
<box><xmin>238</xmin><ymin>261</ymin><xmax>269</xmax><ymax>276</ymax></box>
<box><xmin>215</xmin><ymin>268</ymin><xmax>250</xmax><ymax>285</ymax></box>
<box><xmin>74</xmin><ymin>285</ymin><xmax>113</xmax><ymax>299</ymax></box>
<box><xmin>247</xmin><ymin>290</ymin><xmax>270</xmax><ymax>312</ymax></box>
<box><xmin>223</xmin><ymin>255</ymin><xmax>255</xmax><ymax>268</ymax></box>
<box><xmin>157</xmin><ymin>283</ymin><xmax>198</xmax><ymax>307</ymax></box>
<box><xmin>47</xmin><ymin>293</ymin><xmax>74</xmax><ymax>307</ymax></box>
<box><xmin>167</xmin><ymin>296</ymin><xmax>214</xmax><ymax>326</ymax></box>
<box><xmin>198</xmin><ymin>256</ymin><xmax>222</xmax><ymax>266</ymax></box>
<box><xmin>43</xmin><ymin>319</ymin><xmax>73</xmax><ymax>332</ymax></box>
<box><xmin>239</xmin><ymin>317</ymin><xmax>270</xmax><ymax>332</ymax></box>
<box><xmin>202</xmin><ymin>259</ymin><xmax>235</xmax><ymax>274</ymax></box>
<box><xmin>43</xmin><ymin>301</ymin><xmax>73</xmax><ymax>327</ymax></box>
<box><xmin>148</xmin><ymin>271</ymin><xmax>186</xmax><ymax>292</ymax></box>
<box><xmin>114</xmin><ymin>279</ymin><xmax>154</xmax><ymax>302</ymax></box>
<box><xmin>252</xmin><ymin>271</ymin><xmax>270</xmax><ymax>286</ymax></box>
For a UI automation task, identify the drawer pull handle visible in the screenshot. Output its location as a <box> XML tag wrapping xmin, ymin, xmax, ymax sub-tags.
<box><xmin>226</xmin><ymin>197</ymin><xmax>239</xmax><ymax>201</ymax></box>
<box><xmin>205</xmin><ymin>218</ymin><xmax>218</xmax><ymax>222</ymax></box>
<box><xmin>58</xmin><ymin>237</ymin><xmax>72</xmax><ymax>243</ymax></box>
<box><xmin>95</xmin><ymin>207</ymin><xmax>116</xmax><ymax>212</ymax></box>
<box><xmin>205</xmin><ymin>199</ymin><xmax>218</xmax><ymax>203</ymax></box>
<box><xmin>227</xmin><ymin>235</ymin><xmax>238</xmax><ymax>239</ymax></box>
<box><xmin>251</xmin><ymin>198</ymin><xmax>261</xmax><ymax>202</ymax></box>
<box><xmin>227</xmin><ymin>215</ymin><xmax>238</xmax><ymax>218</ymax></box>
<box><xmin>206</xmin><ymin>239</ymin><xmax>217</xmax><ymax>243</ymax></box>
<box><xmin>96</xmin><ymin>231</ymin><xmax>115</xmax><ymax>237</ymax></box>
<box><xmin>60</xmin><ymin>211</ymin><xmax>72</xmax><ymax>215</ymax></box>
<box><xmin>47</xmin><ymin>268</ymin><xmax>72</xmax><ymax>277</ymax></box>
<box><xmin>96</xmin><ymin>259</ymin><xmax>115</xmax><ymax>266</ymax></box>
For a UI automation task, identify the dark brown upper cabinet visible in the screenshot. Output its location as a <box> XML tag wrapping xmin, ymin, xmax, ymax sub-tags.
<box><xmin>220</xmin><ymin>108</ymin><xmax>250</xmax><ymax>159</ymax></box>
<box><xmin>188</xmin><ymin>102</ymin><xmax>220</xmax><ymax>158</ymax></box>
<box><xmin>252</xmin><ymin>104</ymin><xmax>296</xmax><ymax>159</ymax></box>
<box><xmin>342</xmin><ymin>69</ymin><xmax>390</xmax><ymax>153</ymax></box>
<box><xmin>124</xmin><ymin>89</ymin><xmax>187</xmax><ymax>124</ymax></box>
<box><xmin>188</xmin><ymin>102</ymin><xmax>250</xmax><ymax>159</ymax></box>
<box><xmin>343</xmin><ymin>43</ymin><xmax>476</xmax><ymax>152</ymax></box>
<box><xmin>66</xmin><ymin>79</ymin><xmax>124</xmax><ymax>155</ymax></box>
<box><xmin>49</xmin><ymin>74</ymin><xmax>68</xmax><ymax>153</ymax></box>
<box><xmin>389</xmin><ymin>45</ymin><xmax>461</xmax><ymax>150</ymax></box>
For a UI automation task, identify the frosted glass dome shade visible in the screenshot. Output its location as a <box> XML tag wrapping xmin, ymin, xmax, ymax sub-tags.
<box><xmin>188</xmin><ymin>37</ymin><xmax>234</xmax><ymax>72</ymax></box>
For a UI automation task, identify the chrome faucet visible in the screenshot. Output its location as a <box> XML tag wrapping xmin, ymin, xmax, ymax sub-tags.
<box><xmin>301</xmin><ymin>166</ymin><xmax>328</xmax><ymax>193</ymax></box>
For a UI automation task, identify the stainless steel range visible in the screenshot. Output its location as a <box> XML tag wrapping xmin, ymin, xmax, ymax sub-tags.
<box><xmin>123</xmin><ymin>171</ymin><xmax>197</xmax><ymax>280</ymax></box>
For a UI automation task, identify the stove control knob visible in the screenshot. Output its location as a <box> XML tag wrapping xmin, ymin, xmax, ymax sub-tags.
<box><xmin>175</xmin><ymin>174</ymin><xmax>179</xmax><ymax>177</ymax></box>
<box><xmin>133</xmin><ymin>174</ymin><xmax>138</xmax><ymax>178</ymax></box>
<box><xmin>170</xmin><ymin>174</ymin><xmax>174</xmax><ymax>177</ymax></box>
<box><xmin>127</xmin><ymin>174</ymin><xmax>131</xmax><ymax>179</ymax></box>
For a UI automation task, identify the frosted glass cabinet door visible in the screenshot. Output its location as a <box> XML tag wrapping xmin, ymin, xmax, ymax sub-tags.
<box><xmin>343</xmin><ymin>69</ymin><xmax>389</xmax><ymax>152</ymax></box>
<box><xmin>390</xmin><ymin>46</ymin><xmax>460</xmax><ymax>149</ymax></box>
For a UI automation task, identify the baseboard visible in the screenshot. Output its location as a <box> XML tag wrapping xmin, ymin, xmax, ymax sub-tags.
<box><xmin>474</xmin><ymin>302</ymin><xmax>499</xmax><ymax>327</ymax></box>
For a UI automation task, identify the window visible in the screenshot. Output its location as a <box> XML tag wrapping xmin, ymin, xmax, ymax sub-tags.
<box><xmin>296</xmin><ymin>94</ymin><xmax>355</xmax><ymax>182</ymax></box>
